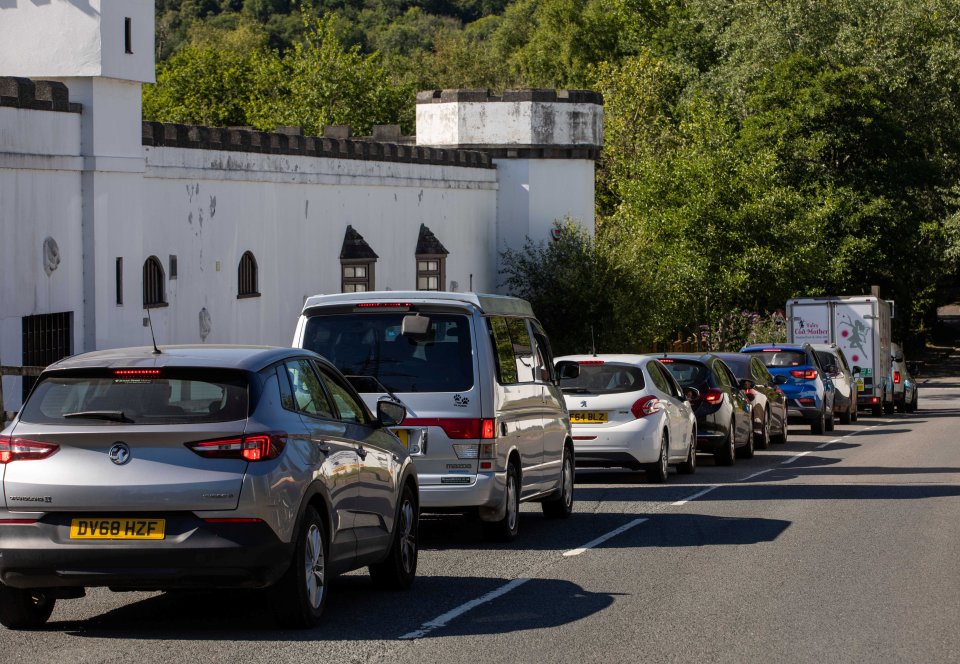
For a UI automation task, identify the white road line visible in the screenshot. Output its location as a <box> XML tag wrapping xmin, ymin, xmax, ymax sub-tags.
<box><xmin>671</xmin><ymin>485</ymin><xmax>719</xmax><ymax>506</ymax></box>
<box><xmin>399</xmin><ymin>577</ymin><xmax>532</xmax><ymax>640</ymax></box>
<box><xmin>562</xmin><ymin>517</ymin><xmax>648</xmax><ymax>557</ymax></box>
<box><xmin>400</xmin><ymin>516</ymin><xmax>650</xmax><ymax>640</ymax></box>
<box><xmin>817</xmin><ymin>441</ymin><xmax>833</xmax><ymax>449</ymax></box>
<box><xmin>781</xmin><ymin>451</ymin><xmax>811</xmax><ymax>465</ymax></box>
<box><xmin>739</xmin><ymin>469</ymin><xmax>773</xmax><ymax>482</ymax></box>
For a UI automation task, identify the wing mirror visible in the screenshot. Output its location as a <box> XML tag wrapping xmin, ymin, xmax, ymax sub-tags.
<box><xmin>377</xmin><ymin>399</ymin><xmax>407</xmax><ymax>428</ymax></box>
<box><xmin>683</xmin><ymin>387</ymin><xmax>700</xmax><ymax>402</ymax></box>
<box><xmin>555</xmin><ymin>361</ymin><xmax>580</xmax><ymax>380</ymax></box>
<box><xmin>852</xmin><ymin>365</ymin><xmax>861</xmax><ymax>375</ymax></box>
<box><xmin>773</xmin><ymin>374</ymin><xmax>789</xmax><ymax>385</ymax></box>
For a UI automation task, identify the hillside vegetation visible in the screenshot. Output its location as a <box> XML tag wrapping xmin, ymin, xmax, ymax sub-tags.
<box><xmin>147</xmin><ymin>0</ymin><xmax>960</xmax><ymax>353</ymax></box>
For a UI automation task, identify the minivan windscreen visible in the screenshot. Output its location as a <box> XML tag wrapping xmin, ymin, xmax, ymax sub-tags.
<box><xmin>303</xmin><ymin>313</ymin><xmax>474</xmax><ymax>393</ymax></box>
<box><xmin>19</xmin><ymin>369</ymin><xmax>249</xmax><ymax>425</ymax></box>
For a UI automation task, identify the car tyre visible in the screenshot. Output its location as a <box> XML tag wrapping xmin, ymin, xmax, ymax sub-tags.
<box><xmin>909</xmin><ymin>391</ymin><xmax>918</xmax><ymax>412</ymax></box>
<box><xmin>270</xmin><ymin>506</ymin><xmax>328</xmax><ymax>628</ymax></box>
<box><xmin>370</xmin><ymin>483</ymin><xmax>419</xmax><ymax>590</ymax></box>
<box><xmin>754</xmin><ymin>410</ymin><xmax>771</xmax><ymax>450</ymax></box>
<box><xmin>826</xmin><ymin>410</ymin><xmax>835</xmax><ymax>431</ymax></box>
<box><xmin>737</xmin><ymin>422</ymin><xmax>755</xmax><ymax>459</ymax></box>
<box><xmin>883</xmin><ymin>398</ymin><xmax>895</xmax><ymax>415</ymax></box>
<box><xmin>677</xmin><ymin>430</ymin><xmax>697</xmax><ymax>475</ymax></box>
<box><xmin>811</xmin><ymin>409</ymin><xmax>825</xmax><ymax>435</ymax></box>
<box><xmin>839</xmin><ymin>402</ymin><xmax>852</xmax><ymax>424</ymax></box>
<box><xmin>771</xmin><ymin>413</ymin><xmax>788</xmax><ymax>444</ymax></box>
<box><xmin>851</xmin><ymin>402</ymin><xmax>859</xmax><ymax>422</ymax></box>
<box><xmin>0</xmin><ymin>587</ymin><xmax>55</xmax><ymax>630</ymax></box>
<box><xmin>646</xmin><ymin>433</ymin><xmax>670</xmax><ymax>483</ymax></box>
<box><xmin>714</xmin><ymin>422</ymin><xmax>736</xmax><ymax>466</ymax></box>
<box><xmin>483</xmin><ymin>462</ymin><xmax>520</xmax><ymax>542</ymax></box>
<box><xmin>895</xmin><ymin>399</ymin><xmax>905</xmax><ymax>413</ymax></box>
<box><xmin>542</xmin><ymin>446</ymin><xmax>574</xmax><ymax>518</ymax></box>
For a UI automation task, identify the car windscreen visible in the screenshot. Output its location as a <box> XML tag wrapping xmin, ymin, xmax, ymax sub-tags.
<box><xmin>19</xmin><ymin>369</ymin><xmax>249</xmax><ymax>425</ymax></box>
<box><xmin>746</xmin><ymin>350</ymin><xmax>808</xmax><ymax>368</ymax></box>
<box><xmin>662</xmin><ymin>360</ymin><xmax>709</xmax><ymax>387</ymax></box>
<box><xmin>303</xmin><ymin>313</ymin><xmax>473</xmax><ymax>393</ymax></box>
<box><xmin>717</xmin><ymin>356</ymin><xmax>751</xmax><ymax>379</ymax></box>
<box><xmin>559</xmin><ymin>364</ymin><xmax>645</xmax><ymax>394</ymax></box>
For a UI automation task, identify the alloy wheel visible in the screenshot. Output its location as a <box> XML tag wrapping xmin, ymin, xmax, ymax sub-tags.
<box><xmin>399</xmin><ymin>498</ymin><xmax>417</xmax><ymax>575</ymax></box>
<box><xmin>304</xmin><ymin>524</ymin><xmax>326</xmax><ymax>610</ymax></box>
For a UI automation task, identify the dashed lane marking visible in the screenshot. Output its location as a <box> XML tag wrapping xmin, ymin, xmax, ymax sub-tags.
<box><xmin>671</xmin><ymin>485</ymin><xmax>719</xmax><ymax>506</ymax></box>
<box><xmin>782</xmin><ymin>451</ymin><xmax>811</xmax><ymax>465</ymax></box>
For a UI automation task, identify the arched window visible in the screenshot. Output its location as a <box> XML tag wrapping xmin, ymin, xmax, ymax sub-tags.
<box><xmin>142</xmin><ymin>256</ymin><xmax>166</xmax><ymax>308</ymax></box>
<box><xmin>238</xmin><ymin>251</ymin><xmax>260</xmax><ymax>298</ymax></box>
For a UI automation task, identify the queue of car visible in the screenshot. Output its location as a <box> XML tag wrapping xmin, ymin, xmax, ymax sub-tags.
<box><xmin>0</xmin><ymin>290</ymin><xmax>920</xmax><ymax>631</ymax></box>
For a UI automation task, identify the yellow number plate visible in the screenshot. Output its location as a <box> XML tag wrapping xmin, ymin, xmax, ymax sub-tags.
<box><xmin>394</xmin><ymin>429</ymin><xmax>409</xmax><ymax>447</ymax></box>
<box><xmin>570</xmin><ymin>411</ymin><xmax>608</xmax><ymax>424</ymax></box>
<box><xmin>69</xmin><ymin>518</ymin><xmax>165</xmax><ymax>540</ymax></box>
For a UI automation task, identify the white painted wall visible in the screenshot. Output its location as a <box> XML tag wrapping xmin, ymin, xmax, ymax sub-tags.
<box><xmin>0</xmin><ymin>0</ymin><xmax>154</xmax><ymax>83</ymax></box>
<box><xmin>418</xmin><ymin>101</ymin><xmax>603</xmax><ymax>147</ymax></box>
<box><xmin>0</xmin><ymin>107</ymin><xmax>84</xmax><ymax>409</ymax></box>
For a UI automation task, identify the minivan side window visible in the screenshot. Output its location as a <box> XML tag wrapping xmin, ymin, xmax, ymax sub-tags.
<box><xmin>531</xmin><ymin>320</ymin><xmax>555</xmax><ymax>383</ymax></box>
<box><xmin>488</xmin><ymin>316</ymin><xmax>536</xmax><ymax>384</ymax></box>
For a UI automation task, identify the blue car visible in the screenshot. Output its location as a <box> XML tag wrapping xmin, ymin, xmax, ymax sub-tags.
<box><xmin>740</xmin><ymin>343</ymin><xmax>836</xmax><ymax>435</ymax></box>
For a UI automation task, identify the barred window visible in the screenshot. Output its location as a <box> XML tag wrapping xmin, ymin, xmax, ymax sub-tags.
<box><xmin>142</xmin><ymin>256</ymin><xmax>166</xmax><ymax>308</ymax></box>
<box><xmin>238</xmin><ymin>251</ymin><xmax>260</xmax><ymax>298</ymax></box>
<box><xmin>416</xmin><ymin>256</ymin><xmax>445</xmax><ymax>291</ymax></box>
<box><xmin>342</xmin><ymin>260</ymin><xmax>374</xmax><ymax>293</ymax></box>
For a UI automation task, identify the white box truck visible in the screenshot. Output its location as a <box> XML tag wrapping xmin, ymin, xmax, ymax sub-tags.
<box><xmin>786</xmin><ymin>295</ymin><xmax>894</xmax><ymax>416</ymax></box>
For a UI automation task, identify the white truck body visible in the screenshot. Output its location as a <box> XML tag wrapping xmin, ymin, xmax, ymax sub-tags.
<box><xmin>786</xmin><ymin>296</ymin><xmax>894</xmax><ymax>412</ymax></box>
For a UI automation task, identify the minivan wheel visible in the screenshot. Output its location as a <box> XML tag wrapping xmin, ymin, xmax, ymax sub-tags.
<box><xmin>370</xmin><ymin>484</ymin><xmax>419</xmax><ymax>590</ymax></box>
<box><xmin>542</xmin><ymin>447</ymin><xmax>574</xmax><ymax>519</ymax></box>
<box><xmin>270</xmin><ymin>506</ymin><xmax>328</xmax><ymax>628</ymax></box>
<box><xmin>646</xmin><ymin>433</ymin><xmax>669</xmax><ymax>483</ymax></box>
<box><xmin>0</xmin><ymin>586</ymin><xmax>55</xmax><ymax>630</ymax></box>
<box><xmin>714</xmin><ymin>423</ymin><xmax>736</xmax><ymax>466</ymax></box>
<box><xmin>483</xmin><ymin>463</ymin><xmax>520</xmax><ymax>542</ymax></box>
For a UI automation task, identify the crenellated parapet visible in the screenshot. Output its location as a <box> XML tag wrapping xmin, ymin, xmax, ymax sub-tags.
<box><xmin>0</xmin><ymin>77</ymin><xmax>81</xmax><ymax>113</ymax></box>
<box><xmin>141</xmin><ymin>122</ymin><xmax>493</xmax><ymax>168</ymax></box>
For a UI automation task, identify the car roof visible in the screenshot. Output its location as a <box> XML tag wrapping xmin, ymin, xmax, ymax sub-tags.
<box><xmin>301</xmin><ymin>291</ymin><xmax>535</xmax><ymax>317</ymax></box>
<box><xmin>45</xmin><ymin>345</ymin><xmax>319</xmax><ymax>373</ymax></box>
<box><xmin>554</xmin><ymin>354</ymin><xmax>655</xmax><ymax>365</ymax></box>
<box><xmin>655</xmin><ymin>352</ymin><xmax>718</xmax><ymax>364</ymax></box>
<box><xmin>810</xmin><ymin>343</ymin><xmax>841</xmax><ymax>352</ymax></box>
<box><xmin>741</xmin><ymin>343</ymin><xmax>808</xmax><ymax>352</ymax></box>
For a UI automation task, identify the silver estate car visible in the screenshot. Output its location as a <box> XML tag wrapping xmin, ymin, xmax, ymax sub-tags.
<box><xmin>0</xmin><ymin>346</ymin><xmax>418</xmax><ymax>630</ymax></box>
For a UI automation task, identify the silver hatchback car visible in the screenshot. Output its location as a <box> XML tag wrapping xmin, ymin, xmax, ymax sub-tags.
<box><xmin>0</xmin><ymin>346</ymin><xmax>418</xmax><ymax>630</ymax></box>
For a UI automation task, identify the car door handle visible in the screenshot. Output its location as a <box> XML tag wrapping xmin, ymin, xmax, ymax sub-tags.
<box><xmin>318</xmin><ymin>442</ymin><xmax>332</xmax><ymax>456</ymax></box>
<box><xmin>357</xmin><ymin>447</ymin><xmax>368</xmax><ymax>460</ymax></box>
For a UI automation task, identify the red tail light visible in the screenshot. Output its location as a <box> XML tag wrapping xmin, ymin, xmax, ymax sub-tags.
<box><xmin>894</xmin><ymin>371</ymin><xmax>901</xmax><ymax>384</ymax></box>
<box><xmin>0</xmin><ymin>436</ymin><xmax>59</xmax><ymax>464</ymax></box>
<box><xmin>402</xmin><ymin>418</ymin><xmax>497</xmax><ymax>440</ymax></box>
<box><xmin>187</xmin><ymin>432</ymin><xmax>286</xmax><ymax>462</ymax></box>
<box><xmin>114</xmin><ymin>369</ymin><xmax>161</xmax><ymax>376</ymax></box>
<box><xmin>743</xmin><ymin>388</ymin><xmax>755</xmax><ymax>400</ymax></box>
<box><xmin>797</xmin><ymin>397</ymin><xmax>815</xmax><ymax>405</ymax></box>
<box><xmin>790</xmin><ymin>369</ymin><xmax>818</xmax><ymax>380</ymax></box>
<box><xmin>702</xmin><ymin>389</ymin><xmax>724</xmax><ymax>404</ymax></box>
<box><xmin>871</xmin><ymin>396</ymin><xmax>880</xmax><ymax>404</ymax></box>
<box><xmin>631</xmin><ymin>395</ymin><xmax>662</xmax><ymax>418</ymax></box>
<box><xmin>578</xmin><ymin>360</ymin><xmax>605</xmax><ymax>365</ymax></box>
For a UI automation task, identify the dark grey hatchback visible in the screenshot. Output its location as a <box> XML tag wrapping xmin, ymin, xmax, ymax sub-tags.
<box><xmin>0</xmin><ymin>346</ymin><xmax>418</xmax><ymax>630</ymax></box>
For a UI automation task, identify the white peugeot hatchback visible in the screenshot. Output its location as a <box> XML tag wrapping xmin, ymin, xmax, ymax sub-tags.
<box><xmin>554</xmin><ymin>355</ymin><xmax>698</xmax><ymax>482</ymax></box>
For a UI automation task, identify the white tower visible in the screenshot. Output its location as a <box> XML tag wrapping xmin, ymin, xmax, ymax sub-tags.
<box><xmin>0</xmin><ymin>0</ymin><xmax>155</xmax><ymax>351</ymax></box>
<box><xmin>416</xmin><ymin>89</ymin><xmax>603</xmax><ymax>286</ymax></box>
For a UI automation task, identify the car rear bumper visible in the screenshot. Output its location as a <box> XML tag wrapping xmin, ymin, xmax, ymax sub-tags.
<box><xmin>571</xmin><ymin>419</ymin><xmax>661</xmax><ymax>466</ymax></box>
<box><xmin>695</xmin><ymin>431</ymin><xmax>728</xmax><ymax>453</ymax></box>
<box><xmin>418</xmin><ymin>470</ymin><xmax>506</xmax><ymax>511</ymax></box>
<box><xmin>787</xmin><ymin>406</ymin><xmax>821</xmax><ymax>421</ymax></box>
<box><xmin>0</xmin><ymin>514</ymin><xmax>291</xmax><ymax>590</ymax></box>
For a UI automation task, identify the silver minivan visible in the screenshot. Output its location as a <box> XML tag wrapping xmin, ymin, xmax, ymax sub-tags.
<box><xmin>293</xmin><ymin>292</ymin><xmax>573</xmax><ymax>541</ymax></box>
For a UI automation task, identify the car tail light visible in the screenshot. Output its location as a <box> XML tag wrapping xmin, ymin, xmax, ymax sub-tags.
<box><xmin>355</xmin><ymin>302</ymin><xmax>413</xmax><ymax>308</ymax></box>
<box><xmin>702</xmin><ymin>389</ymin><xmax>724</xmax><ymax>405</ymax></box>
<box><xmin>113</xmin><ymin>369</ymin><xmax>161</xmax><ymax>376</ymax></box>
<box><xmin>402</xmin><ymin>418</ymin><xmax>496</xmax><ymax>440</ymax></box>
<box><xmin>790</xmin><ymin>369</ymin><xmax>818</xmax><ymax>379</ymax></box>
<box><xmin>631</xmin><ymin>395</ymin><xmax>662</xmax><ymax>418</ymax></box>
<box><xmin>0</xmin><ymin>519</ymin><xmax>38</xmax><ymax>525</ymax></box>
<box><xmin>871</xmin><ymin>396</ymin><xmax>880</xmax><ymax>404</ymax></box>
<box><xmin>797</xmin><ymin>397</ymin><xmax>815</xmax><ymax>405</ymax></box>
<box><xmin>894</xmin><ymin>371</ymin><xmax>901</xmax><ymax>384</ymax></box>
<box><xmin>453</xmin><ymin>442</ymin><xmax>497</xmax><ymax>459</ymax></box>
<box><xmin>743</xmin><ymin>388</ymin><xmax>755</xmax><ymax>400</ymax></box>
<box><xmin>186</xmin><ymin>432</ymin><xmax>286</xmax><ymax>462</ymax></box>
<box><xmin>0</xmin><ymin>436</ymin><xmax>59</xmax><ymax>464</ymax></box>
<box><xmin>578</xmin><ymin>360</ymin><xmax>605</xmax><ymax>365</ymax></box>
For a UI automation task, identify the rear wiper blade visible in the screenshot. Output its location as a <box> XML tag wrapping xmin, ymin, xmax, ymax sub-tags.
<box><xmin>561</xmin><ymin>387</ymin><xmax>592</xmax><ymax>394</ymax></box>
<box><xmin>63</xmin><ymin>410</ymin><xmax>135</xmax><ymax>423</ymax></box>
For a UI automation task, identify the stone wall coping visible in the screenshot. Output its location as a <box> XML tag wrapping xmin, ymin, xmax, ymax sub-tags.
<box><xmin>0</xmin><ymin>76</ymin><xmax>81</xmax><ymax>113</ymax></box>
<box><xmin>141</xmin><ymin>122</ymin><xmax>495</xmax><ymax>169</ymax></box>
<box><xmin>415</xmin><ymin>88</ymin><xmax>603</xmax><ymax>106</ymax></box>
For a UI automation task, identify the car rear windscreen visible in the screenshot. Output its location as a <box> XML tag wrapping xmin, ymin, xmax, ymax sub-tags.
<box><xmin>746</xmin><ymin>350</ymin><xmax>808</xmax><ymax>368</ymax></box>
<box><xmin>303</xmin><ymin>313</ymin><xmax>473</xmax><ymax>393</ymax></box>
<box><xmin>662</xmin><ymin>361</ymin><xmax>708</xmax><ymax>387</ymax></box>
<box><xmin>19</xmin><ymin>369</ymin><xmax>249</xmax><ymax>425</ymax></box>
<box><xmin>559</xmin><ymin>364</ymin><xmax>645</xmax><ymax>394</ymax></box>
